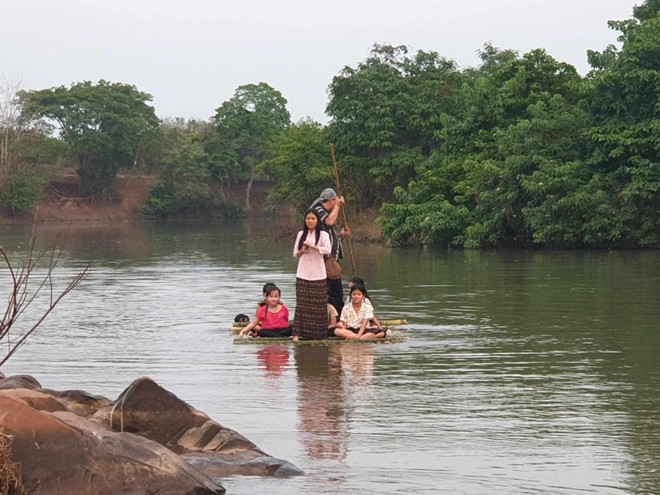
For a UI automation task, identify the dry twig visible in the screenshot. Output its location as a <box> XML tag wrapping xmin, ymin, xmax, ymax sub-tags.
<box><xmin>0</xmin><ymin>431</ymin><xmax>26</xmax><ymax>495</ymax></box>
<box><xmin>0</xmin><ymin>224</ymin><xmax>91</xmax><ymax>366</ymax></box>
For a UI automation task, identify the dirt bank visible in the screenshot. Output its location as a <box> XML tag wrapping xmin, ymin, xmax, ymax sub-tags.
<box><xmin>0</xmin><ymin>173</ymin><xmax>384</xmax><ymax>241</ymax></box>
<box><xmin>0</xmin><ymin>173</ymin><xmax>157</xmax><ymax>226</ymax></box>
<box><xmin>0</xmin><ymin>173</ymin><xmax>268</xmax><ymax>225</ymax></box>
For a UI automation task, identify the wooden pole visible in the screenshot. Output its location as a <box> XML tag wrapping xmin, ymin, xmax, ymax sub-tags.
<box><xmin>330</xmin><ymin>144</ymin><xmax>356</xmax><ymax>277</ymax></box>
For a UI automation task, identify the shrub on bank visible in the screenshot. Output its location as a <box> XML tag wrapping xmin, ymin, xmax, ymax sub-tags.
<box><xmin>0</xmin><ymin>170</ymin><xmax>47</xmax><ymax>212</ymax></box>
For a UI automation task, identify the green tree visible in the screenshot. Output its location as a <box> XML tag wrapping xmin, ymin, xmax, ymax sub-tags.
<box><xmin>326</xmin><ymin>44</ymin><xmax>463</xmax><ymax>206</ymax></box>
<box><xmin>0</xmin><ymin>168</ymin><xmax>47</xmax><ymax>212</ymax></box>
<box><xmin>140</xmin><ymin>118</ymin><xmax>211</xmax><ymax>174</ymax></box>
<box><xmin>18</xmin><ymin>80</ymin><xmax>159</xmax><ymax>197</ymax></box>
<box><xmin>262</xmin><ymin>119</ymin><xmax>333</xmax><ymax>211</ymax></box>
<box><xmin>209</xmin><ymin>83</ymin><xmax>291</xmax><ymax>210</ymax></box>
<box><xmin>583</xmin><ymin>0</ymin><xmax>660</xmax><ymax>246</ymax></box>
<box><xmin>145</xmin><ymin>132</ymin><xmax>214</xmax><ymax>218</ymax></box>
<box><xmin>382</xmin><ymin>47</ymin><xmax>588</xmax><ymax>247</ymax></box>
<box><xmin>0</xmin><ymin>78</ymin><xmax>71</xmax><ymax>212</ymax></box>
<box><xmin>10</xmin><ymin>130</ymin><xmax>72</xmax><ymax>168</ymax></box>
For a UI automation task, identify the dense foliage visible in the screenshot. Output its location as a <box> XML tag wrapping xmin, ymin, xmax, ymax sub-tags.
<box><xmin>0</xmin><ymin>167</ymin><xmax>47</xmax><ymax>211</ymax></box>
<box><xmin>208</xmin><ymin>83</ymin><xmax>291</xmax><ymax>210</ymax></box>
<box><xmin>143</xmin><ymin>118</ymin><xmax>217</xmax><ymax>218</ymax></box>
<box><xmin>371</xmin><ymin>3</ymin><xmax>659</xmax><ymax>248</ymax></box>
<box><xmin>261</xmin><ymin>119</ymin><xmax>334</xmax><ymax>211</ymax></box>
<box><xmin>17</xmin><ymin>81</ymin><xmax>159</xmax><ymax>197</ymax></box>
<box><xmin>3</xmin><ymin>1</ymin><xmax>658</xmax><ymax>247</ymax></box>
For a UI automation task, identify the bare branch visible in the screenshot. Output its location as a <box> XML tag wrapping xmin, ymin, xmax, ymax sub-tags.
<box><xmin>0</xmin><ymin>226</ymin><xmax>92</xmax><ymax>367</ymax></box>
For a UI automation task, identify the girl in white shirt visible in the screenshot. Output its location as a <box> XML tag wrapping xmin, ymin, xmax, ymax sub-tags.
<box><xmin>335</xmin><ymin>284</ymin><xmax>385</xmax><ymax>340</ymax></box>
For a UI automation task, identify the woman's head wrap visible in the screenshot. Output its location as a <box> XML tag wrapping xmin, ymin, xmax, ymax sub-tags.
<box><xmin>309</xmin><ymin>188</ymin><xmax>338</xmax><ymax>209</ymax></box>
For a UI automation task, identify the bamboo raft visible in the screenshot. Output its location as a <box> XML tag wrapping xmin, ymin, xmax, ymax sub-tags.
<box><xmin>233</xmin><ymin>335</ymin><xmax>409</xmax><ymax>345</ymax></box>
<box><xmin>230</xmin><ymin>319</ymin><xmax>408</xmax><ymax>333</ymax></box>
<box><xmin>231</xmin><ymin>319</ymin><xmax>409</xmax><ymax>345</ymax></box>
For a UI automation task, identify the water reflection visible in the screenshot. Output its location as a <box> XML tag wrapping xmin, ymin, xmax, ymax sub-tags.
<box><xmin>295</xmin><ymin>346</ymin><xmax>348</xmax><ymax>462</ymax></box>
<box><xmin>256</xmin><ymin>346</ymin><xmax>290</xmax><ymax>377</ymax></box>
<box><xmin>294</xmin><ymin>345</ymin><xmax>377</xmax><ymax>462</ymax></box>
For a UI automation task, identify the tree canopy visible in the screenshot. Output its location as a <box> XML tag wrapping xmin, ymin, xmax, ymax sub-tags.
<box><xmin>326</xmin><ymin>1</ymin><xmax>659</xmax><ymax>248</ymax></box>
<box><xmin>262</xmin><ymin>119</ymin><xmax>333</xmax><ymax>211</ymax></box>
<box><xmin>18</xmin><ymin>80</ymin><xmax>159</xmax><ymax>197</ymax></box>
<box><xmin>2</xmin><ymin>1</ymin><xmax>658</xmax><ymax>248</ymax></box>
<box><xmin>208</xmin><ymin>82</ymin><xmax>291</xmax><ymax>210</ymax></box>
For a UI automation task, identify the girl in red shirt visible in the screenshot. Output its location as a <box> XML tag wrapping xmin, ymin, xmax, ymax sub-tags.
<box><xmin>239</xmin><ymin>286</ymin><xmax>292</xmax><ymax>338</ymax></box>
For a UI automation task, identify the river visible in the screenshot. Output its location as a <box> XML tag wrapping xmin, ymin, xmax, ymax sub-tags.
<box><xmin>1</xmin><ymin>220</ymin><xmax>659</xmax><ymax>494</ymax></box>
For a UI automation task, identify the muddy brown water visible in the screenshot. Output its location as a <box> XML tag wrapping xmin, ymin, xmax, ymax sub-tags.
<box><xmin>1</xmin><ymin>220</ymin><xmax>659</xmax><ymax>494</ymax></box>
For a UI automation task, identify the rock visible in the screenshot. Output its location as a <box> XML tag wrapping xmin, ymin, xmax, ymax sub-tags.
<box><xmin>42</xmin><ymin>388</ymin><xmax>112</xmax><ymax>418</ymax></box>
<box><xmin>0</xmin><ymin>374</ymin><xmax>42</xmax><ymax>390</ymax></box>
<box><xmin>175</xmin><ymin>418</ymin><xmax>263</xmax><ymax>457</ymax></box>
<box><xmin>184</xmin><ymin>453</ymin><xmax>305</xmax><ymax>477</ymax></box>
<box><xmin>0</xmin><ymin>374</ymin><xmax>302</xmax><ymax>486</ymax></box>
<box><xmin>0</xmin><ymin>389</ymin><xmax>68</xmax><ymax>413</ymax></box>
<box><xmin>93</xmin><ymin>376</ymin><xmax>303</xmax><ymax>477</ymax></box>
<box><xmin>0</xmin><ymin>394</ymin><xmax>226</xmax><ymax>495</ymax></box>
<box><xmin>94</xmin><ymin>377</ymin><xmax>263</xmax><ymax>455</ymax></box>
<box><xmin>0</xmin><ymin>375</ymin><xmax>110</xmax><ymax>417</ymax></box>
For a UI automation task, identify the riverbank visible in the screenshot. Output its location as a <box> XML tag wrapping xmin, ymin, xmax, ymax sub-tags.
<box><xmin>0</xmin><ymin>172</ymin><xmax>385</xmax><ymax>242</ymax></box>
<box><xmin>0</xmin><ymin>172</ymin><xmax>157</xmax><ymax>225</ymax></box>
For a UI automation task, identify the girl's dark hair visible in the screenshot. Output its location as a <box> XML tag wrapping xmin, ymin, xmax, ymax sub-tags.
<box><xmin>349</xmin><ymin>276</ymin><xmax>364</xmax><ymax>286</ymax></box>
<box><xmin>262</xmin><ymin>282</ymin><xmax>276</xmax><ymax>295</ymax></box>
<box><xmin>349</xmin><ymin>283</ymin><xmax>368</xmax><ymax>298</ymax></box>
<box><xmin>265</xmin><ymin>285</ymin><xmax>281</xmax><ymax>297</ymax></box>
<box><xmin>298</xmin><ymin>209</ymin><xmax>322</xmax><ymax>251</ymax></box>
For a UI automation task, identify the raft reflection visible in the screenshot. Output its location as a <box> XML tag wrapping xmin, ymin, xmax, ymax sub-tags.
<box><xmin>294</xmin><ymin>344</ymin><xmax>375</xmax><ymax>462</ymax></box>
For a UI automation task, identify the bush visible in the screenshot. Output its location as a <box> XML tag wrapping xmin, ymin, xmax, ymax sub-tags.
<box><xmin>143</xmin><ymin>182</ymin><xmax>176</xmax><ymax>218</ymax></box>
<box><xmin>0</xmin><ymin>170</ymin><xmax>47</xmax><ymax>212</ymax></box>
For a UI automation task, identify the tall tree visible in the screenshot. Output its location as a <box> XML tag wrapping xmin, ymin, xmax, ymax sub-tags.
<box><xmin>145</xmin><ymin>132</ymin><xmax>213</xmax><ymax>218</ymax></box>
<box><xmin>382</xmin><ymin>47</ymin><xmax>589</xmax><ymax>248</ymax></box>
<box><xmin>584</xmin><ymin>0</ymin><xmax>660</xmax><ymax>246</ymax></box>
<box><xmin>209</xmin><ymin>83</ymin><xmax>290</xmax><ymax>210</ymax></box>
<box><xmin>0</xmin><ymin>76</ymin><xmax>25</xmax><ymax>172</ymax></box>
<box><xmin>326</xmin><ymin>44</ymin><xmax>463</xmax><ymax>206</ymax></box>
<box><xmin>262</xmin><ymin>119</ymin><xmax>332</xmax><ymax>211</ymax></box>
<box><xmin>18</xmin><ymin>80</ymin><xmax>159</xmax><ymax>197</ymax></box>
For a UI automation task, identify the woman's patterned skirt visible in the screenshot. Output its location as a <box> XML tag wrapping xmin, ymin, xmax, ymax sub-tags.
<box><xmin>293</xmin><ymin>278</ymin><xmax>328</xmax><ymax>339</ymax></box>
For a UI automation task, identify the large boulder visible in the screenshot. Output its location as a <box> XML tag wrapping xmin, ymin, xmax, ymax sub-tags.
<box><xmin>0</xmin><ymin>394</ymin><xmax>225</xmax><ymax>494</ymax></box>
<box><xmin>93</xmin><ymin>376</ymin><xmax>303</xmax><ymax>476</ymax></box>
<box><xmin>0</xmin><ymin>373</ymin><xmax>302</xmax><ymax>484</ymax></box>
<box><xmin>0</xmin><ymin>374</ymin><xmax>111</xmax><ymax>417</ymax></box>
<box><xmin>0</xmin><ymin>374</ymin><xmax>41</xmax><ymax>390</ymax></box>
<box><xmin>42</xmin><ymin>388</ymin><xmax>112</xmax><ymax>418</ymax></box>
<box><xmin>184</xmin><ymin>453</ymin><xmax>304</xmax><ymax>477</ymax></box>
<box><xmin>0</xmin><ymin>389</ymin><xmax>68</xmax><ymax>413</ymax></box>
<box><xmin>93</xmin><ymin>376</ymin><xmax>224</xmax><ymax>451</ymax></box>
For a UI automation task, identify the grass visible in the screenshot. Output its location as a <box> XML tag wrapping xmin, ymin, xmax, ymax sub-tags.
<box><xmin>0</xmin><ymin>431</ymin><xmax>25</xmax><ymax>495</ymax></box>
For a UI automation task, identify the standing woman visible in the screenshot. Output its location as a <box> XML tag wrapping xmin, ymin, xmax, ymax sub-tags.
<box><xmin>293</xmin><ymin>209</ymin><xmax>332</xmax><ymax>341</ymax></box>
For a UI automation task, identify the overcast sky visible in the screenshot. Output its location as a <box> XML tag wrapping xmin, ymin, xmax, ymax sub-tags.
<box><xmin>2</xmin><ymin>0</ymin><xmax>639</xmax><ymax>123</ymax></box>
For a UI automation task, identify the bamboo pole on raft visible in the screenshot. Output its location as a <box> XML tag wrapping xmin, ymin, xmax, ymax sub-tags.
<box><xmin>330</xmin><ymin>143</ymin><xmax>356</xmax><ymax>278</ymax></box>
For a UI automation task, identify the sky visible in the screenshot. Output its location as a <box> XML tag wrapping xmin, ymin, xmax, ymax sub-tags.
<box><xmin>2</xmin><ymin>0</ymin><xmax>640</xmax><ymax>124</ymax></box>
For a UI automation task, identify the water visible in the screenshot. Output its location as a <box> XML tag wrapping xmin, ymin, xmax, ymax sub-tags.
<box><xmin>1</xmin><ymin>221</ymin><xmax>659</xmax><ymax>494</ymax></box>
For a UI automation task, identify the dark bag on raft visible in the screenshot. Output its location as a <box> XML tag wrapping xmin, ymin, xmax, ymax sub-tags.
<box><xmin>325</xmin><ymin>256</ymin><xmax>342</xmax><ymax>280</ymax></box>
